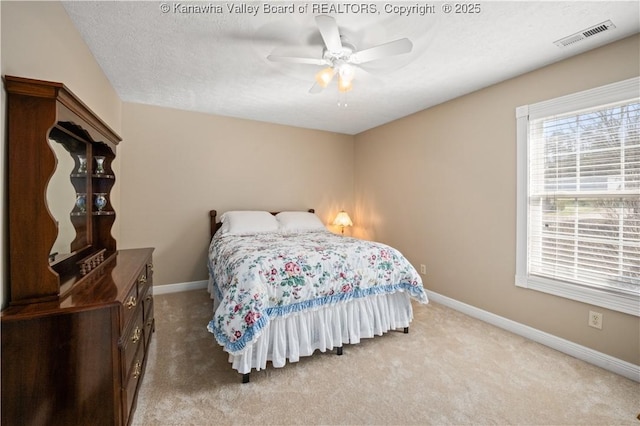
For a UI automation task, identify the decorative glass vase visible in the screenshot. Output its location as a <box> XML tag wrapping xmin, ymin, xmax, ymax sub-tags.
<box><xmin>94</xmin><ymin>193</ymin><xmax>107</xmax><ymax>212</ymax></box>
<box><xmin>94</xmin><ymin>156</ymin><xmax>106</xmax><ymax>174</ymax></box>
<box><xmin>76</xmin><ymin>154</ymin><xmax>87</xmax><ymax>174</ymax></box>
<box><xmin>75</xmin><ymin>193</ymin><xmax>87</xmax><ymax>213</ymax></box>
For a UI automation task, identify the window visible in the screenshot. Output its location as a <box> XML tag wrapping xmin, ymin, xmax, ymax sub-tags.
<box><xmin>516</xmin><ymin>77</ymin><xmax>639</xmax><ymax>316</ymax></box>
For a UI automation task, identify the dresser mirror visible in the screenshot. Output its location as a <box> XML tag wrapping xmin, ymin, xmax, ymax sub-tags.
<box><xmin>46</xmin><ymin>135</ymin><xmax>89</xmax><ymax>264</ymax></box>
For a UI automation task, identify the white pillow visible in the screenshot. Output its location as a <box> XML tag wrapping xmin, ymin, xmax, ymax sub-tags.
<box><xmin>275</xmin><ymin>211</ymin><xmax>326</xmax><ymax>232</ymax></box>
<box><xmin>219</xmin><ymin>211</ymin><xmax>279</xmax><ymax>235</ymax></box>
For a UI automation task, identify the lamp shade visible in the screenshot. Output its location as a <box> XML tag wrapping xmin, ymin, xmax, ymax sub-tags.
<box><xmin>332</xmin><ymin>211</ymin><xmax>353</xmax><ymax>228</ymax></box>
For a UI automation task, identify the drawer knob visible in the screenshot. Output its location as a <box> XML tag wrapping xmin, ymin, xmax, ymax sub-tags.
<box><xmin>139</xmin><ymin>275</ymin><xmax>147</xmax><ymax>284</ymax></box>
<box><xmin>125</xmin><ymin>296</ymin><xmax>137</xmax><ymax>309</ymax></box>
<box><xmin>132</xmin><ymin>326</ymin><xmax>141</xmax><ymax>344</ymax></box>
<box><xmin>133</xmin><ymin>361</ymin><xmax>142</xmax><ymax>379</ymax></box>
<box><xmin>148</xmin><ymin>263</ymin><xmax>154</xmax><ymax>271</ymax></box>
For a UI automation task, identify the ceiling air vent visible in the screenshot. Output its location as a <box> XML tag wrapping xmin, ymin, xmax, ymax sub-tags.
<box><xmin>554</xmin><ymin>20</ymin><xmax>616</xmax><ymax>47</ymax></box>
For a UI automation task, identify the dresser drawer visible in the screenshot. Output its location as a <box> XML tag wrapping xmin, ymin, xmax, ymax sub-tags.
<box><xmin>137</xmin><ymin>264</ymin><xmax>150</xmax><ymax>298</ymax></box>
<box><xmin>120</xmin><ymin>306</ymin><xmax>144</xmax><ymax>382</ymax></box>
<box><xmin>122</xmin><ymin>343</ymin><xmax>145</xmax><ymax>425</ymax></box>
<box><xmin>144</xmin><ymin>301</ymin><xmax>154</xmax><ymax>349</ymax></box>
<box><xmin>142</xmin><ymin>277</ymin><xmax>153</xmax><ymax>305</ymax></box>
<box><xmin>140</xmin><ymin>277</ymin><xmax>153</xmax><ymax>308</ymax></box>
<box><xmin>121</xmin><ymin>264</ymin><xmax>149</xmax><ymax>329</ymax></box>
<box><xmin>140</xmin><ymin>268</ymin><xmax>154</xmax><ymax>346</ymax></box>
<box><xmin>121</xmin><ymin>279</ymin><xmax>139</xmax><ymax>330</ymax></box>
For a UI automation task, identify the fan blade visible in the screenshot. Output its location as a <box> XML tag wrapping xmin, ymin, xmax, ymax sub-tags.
<box><xmin>309</xmin><ymin>82</ymin><xmax>324</xmax><ymax>94</ymax></box>
<box><xmin>350</xmin><ymin>38</ymin><xmax>413</xmax><ymax>64</ymax></box>
<box><xmin>267</xmin><ymin>55</ymin><xmax>328</xmax><ymax>66</ymax></box>
<box><xmin>315</xmin><ymin>15</ymin><xmax>342</xmax><ymax>53</ymax></box>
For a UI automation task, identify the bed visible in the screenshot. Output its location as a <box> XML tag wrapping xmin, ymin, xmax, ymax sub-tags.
<box><xmin>207</xmin><ymin>209</ymin><xmax>428</xmax><ymax>382</ymax></box>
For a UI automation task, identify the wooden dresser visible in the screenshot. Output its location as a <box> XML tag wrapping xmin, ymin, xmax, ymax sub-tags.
<box><xmin>1</xmin><ymin>76</ymin><xmax>154</xmax><ymax>425</ymax></box>
<box><xmin>1</xmin><ymin>248</ymin><xmax>155</xmax><ymax>425</ymax></box>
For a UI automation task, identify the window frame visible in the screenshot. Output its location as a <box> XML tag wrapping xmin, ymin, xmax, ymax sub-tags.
<box><xmin>515</xmin><ymin>77</ymin><xmax>639</xmax><ymax>317</ymax></box>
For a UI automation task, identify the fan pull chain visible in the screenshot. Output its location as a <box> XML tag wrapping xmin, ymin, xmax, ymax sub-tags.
<box><xmin>338</xmin><ymin>92</ymin><xmax>348</xmax><ymax>109</ymax></box>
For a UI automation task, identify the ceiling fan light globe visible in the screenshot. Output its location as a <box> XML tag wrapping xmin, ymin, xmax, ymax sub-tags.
<box><xmin>338</xmin><ymin>77</ymin><xmax>353</xmax><ymax>93</ymax></box>
<box><xmin>315</xmin><ymin>67</ymin><xmax>335</xmax><ymax>88</ymax></box>
<box><xmin>338</xmin><ymin>64</ymin><xmax>355</xmax><ymax>83</ymax></box>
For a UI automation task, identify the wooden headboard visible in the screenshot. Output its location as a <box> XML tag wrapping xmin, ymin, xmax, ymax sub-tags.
<box><xmin>209</xmin><ymin>209</ymin><xmax>315</xmax><ymax>238</ymax></box>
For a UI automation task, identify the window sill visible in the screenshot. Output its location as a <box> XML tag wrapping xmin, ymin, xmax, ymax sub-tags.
<box><xmin>515</xmin><ymin>275</ymin><xmax>639</xmax><ymax>317</ymax></box>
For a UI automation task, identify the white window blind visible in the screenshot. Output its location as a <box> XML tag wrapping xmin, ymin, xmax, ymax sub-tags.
<box><xmin>516</xmin><ymin>77</ymin><xmax>640</xmax><ymax>316</ymax></box>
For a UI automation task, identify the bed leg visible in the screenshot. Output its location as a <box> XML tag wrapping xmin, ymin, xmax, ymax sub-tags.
<box><xmin>337</xmin><ymin>346</ymin><xmax>343</xmax><ymax>356</ymax></box>
<box><xmin>242</xmin><ymin>373</ymin><xmax>250</xmax><ymax>384</ymax></box>
<box><xmin>403</xmin><ymin>327</ymin><xmax>409</xmax><ymax>334</ymax></box>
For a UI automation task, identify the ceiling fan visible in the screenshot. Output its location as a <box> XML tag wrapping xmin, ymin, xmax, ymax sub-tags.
<box><xmin>267</xmin><ymin>15</ymin><xmax>413</xmax><ymax>94</ymax></box>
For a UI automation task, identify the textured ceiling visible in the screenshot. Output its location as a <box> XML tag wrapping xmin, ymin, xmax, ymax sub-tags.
<box><xmin>63</xmin><ymin>1</ymin><xmax>639</xmax><ymax>135</ymax></box>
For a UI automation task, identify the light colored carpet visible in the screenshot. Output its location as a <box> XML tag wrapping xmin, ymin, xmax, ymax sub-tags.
<box><xmin>132</xmin><ymin>289</ymin><xmax>639</xmax><ymax>425</ymax></box>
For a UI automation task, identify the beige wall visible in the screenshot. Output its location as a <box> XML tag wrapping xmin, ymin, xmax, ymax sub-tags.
<box><xmin>119</xmin><ymin>102</ymin><xmax>354</xmax><ymax>286</ymax></box>
<box><xmin>0</xmin><ymin>1</ymin><xmax>122</xmax><ymax>308</ymax></box>
<box><xmin>354</xmin><ymin>34</ymin><xmax>640</xmax><ymax>365</ymax></box>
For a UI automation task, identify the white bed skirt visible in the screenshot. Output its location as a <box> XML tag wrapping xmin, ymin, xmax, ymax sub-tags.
<box><xmin>212</xmin><ymin>290</ymin><xmax>414</xmax><ymax>374</ymax></box>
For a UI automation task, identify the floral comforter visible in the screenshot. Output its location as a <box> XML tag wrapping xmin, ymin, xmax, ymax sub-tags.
<box><xmin>207</xmin><ymin>230</ymin><xmax>427</xmax><ymax>354</ymax></box>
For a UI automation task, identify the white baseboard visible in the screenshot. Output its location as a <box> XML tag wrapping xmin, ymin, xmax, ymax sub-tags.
<box><xmin>153</xmin><ymin>280</ymin><xmax>208</xmax><ymax>295</ymax></box>
<box><xmin>425</xmin><ymin>290</ymin><xmax>640</xmax><ymax>382</ymax></box>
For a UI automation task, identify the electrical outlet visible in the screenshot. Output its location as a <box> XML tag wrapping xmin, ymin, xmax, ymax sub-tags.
<box><xmin>588</xmin><ymin>311</ymin><xmax>603</xmax><ymax>330</ymax></box>
<box><xmin>420</xmin><ymin>264</ymin><xmax>426</xmax><ymax>275</ymax></box>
